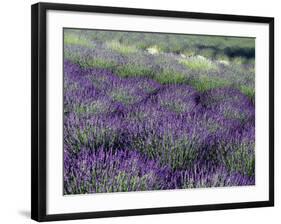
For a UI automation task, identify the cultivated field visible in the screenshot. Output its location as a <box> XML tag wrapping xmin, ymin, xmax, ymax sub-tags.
<box><xmin>63</xmin><ymin>29</ymin><xmax>255</xmax><ymax>194</ymax></box>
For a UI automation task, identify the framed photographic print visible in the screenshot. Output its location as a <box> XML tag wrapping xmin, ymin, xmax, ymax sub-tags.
<box><xmin>31</xmin><ymin>2</ymin><xmax>274</xmax><ymax>222</ymax></box>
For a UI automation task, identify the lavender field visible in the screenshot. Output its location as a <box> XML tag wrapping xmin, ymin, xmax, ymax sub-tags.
<box><xmin>63</xmin><ymin>29</ymin><xmax>255</xmax><ymax>195</ymax></box>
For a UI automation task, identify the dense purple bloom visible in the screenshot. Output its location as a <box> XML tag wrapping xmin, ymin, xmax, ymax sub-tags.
<box><xmin>64</xmin><ymin>147</ymin><xmax>174</xmax><ymax>194</ymax></box>
<box><xmin>64</xmin><ymin>147</ymin><xmax>254</xmax><ymax>194</ymax></box>
<box><xmin>173</xmin><ymin>160</ymin><xmax>254</xmax><ymax>188</ymax></box>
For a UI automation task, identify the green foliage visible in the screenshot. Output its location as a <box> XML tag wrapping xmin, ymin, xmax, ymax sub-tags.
<box><xmin>198</xmin><ymin>48</ymin><xmax>216</xmax><ymax>59</ymax></box>
<box><xmin>64</xmin><ymin>32</ymin><xmax>93</xmax><ymax>48</ymax></box>
<box><xmin>110</xmin><ymin>89</ymin><xmax>134</xmax><ymax>104</ymax></box>
<box><xmin>64</xmin><ymin>51</ymin><xmax>116</xmax><ymax>69</ymax></box>
<box><xmin>190</xmin><ymin>76</ymin><xmax>230</xmax><ymax>92</ymax></box>
<box><xmin>155</xmin><ymin>70</ymin><xmax>187</xmax><ymax>84</ymax></box>
<box><xmin>72</xmin><ymin>125</ymin><xmax>120</xmax><ymax>152</ymax></box>
<box><xmin>232</xmin><ymin>57</ymin><xmax>248</xmax><ymax>65</ymax></box>
<box><xmin>113</xmin><ymin>171</ymin><xmax>155</xmax><ymax>192</ymax></box>
<box><xmin>106</xmin><ymin>40</ymin><xmax>138</xmax><ymax>54</ymax></box>
<box><xmin>179</xmin><ymin>57</ymin><xmax>218</xmax><ymax>71</ymax></box>
<box><xmin>161</xmin><ymin>101</ymin><xmax>186</xmax><ymax>113</ymax></box>
<box><xmin>89</xmin><ymin>59</ymin><xmax>117</xmax><ymax>69</ymax></box>
<box><xmin>223</xmin><ymin>142</ymin><xmax>255</xmax><ymax>177</ymax></box>
<box><xmin>74</xmin><ymin>101</ymin><xmax>107</xmax><ymax>115</ymax></box>
<box><xmin>240</xmin><ymin>85</ymin><xmax>255</xmax><ymax>101</ymax></box>
<box><xmin>116</xmin><ymin>64</ymin><xmax>155</xmax><ymax>78</ymax></box>
<box><xmin>132</xmin><ymin>133</ymin><xmax>199</xmax><ymax>170</ymax></box>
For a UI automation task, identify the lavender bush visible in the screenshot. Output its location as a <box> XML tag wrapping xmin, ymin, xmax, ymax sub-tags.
<box><xmin>63</xmin><ymin>29</ymin><xmax>255</xmax><ymax>194</ymax></box>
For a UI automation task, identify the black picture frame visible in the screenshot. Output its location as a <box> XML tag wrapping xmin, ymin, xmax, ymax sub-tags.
<box><xmin>31</xmin><ymin>2</ymin><xmax>274</xmax><ymax>222</ymax></box>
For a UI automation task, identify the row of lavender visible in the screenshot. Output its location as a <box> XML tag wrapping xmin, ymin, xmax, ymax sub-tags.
<box><xmin>64</xmin><ymin>60</ymin><xmax>255</xmax><ymax>194</ymax></box>
<box><xmin>64</xmin><ymin>42</ymin><xmax>255</xmax><ymax>100</ymax></box>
